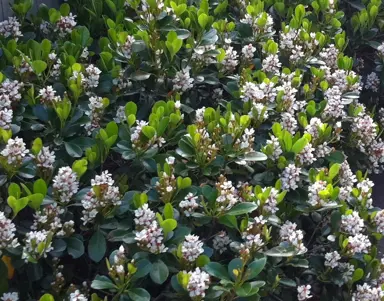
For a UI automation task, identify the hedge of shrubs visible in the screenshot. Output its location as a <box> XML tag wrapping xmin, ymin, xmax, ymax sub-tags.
<box><xmin>0</xmin><ymin>0</ymin><xmax>384</xmax><ymax>300</ymax></box>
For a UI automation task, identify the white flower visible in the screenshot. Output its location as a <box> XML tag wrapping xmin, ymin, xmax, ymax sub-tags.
<box><xmin>242</xmin><ymin>44</ymin><xmax>256</xmax><ymax>61</ymax></box>
<box><xmin>165</xmin><ymin>156</ymin><xmax>175</xmax><ymax>165</ymax></box>
<box><xmin>134</xmin><ymin>204</ymin><xmax>156</xmax><ymax>228</ymax></box>
<box><xmin>81</xmin><ymin>171</ymin><xmax>121</xmax><ymax>225</ymax></box>
<box><xmin>341</xmin><ymin>211</ymin><xmax>364</xmax><ymax>235</ymax></box>
<box><xmin>265</xmin><ymin>135</ymin><xmax>282</xmax><ymax>160</ymax></box>
<box><xmin>39</xmin><ymin>86</ymin><xmax>58</xmax><ymax>103</ymax></box>
<box><xmin>121</xmin><ymin>35</ymin><xmax>135</xmax><ymax>59</ymax></box>
<box><xmin>0</xmin><ymin>79</ymin><xmax>23</xmax><ymax>109</ymax></box>
<box><xmin>212</xmin><ymin>231</ymin><xmax>231</xmax><ymax>254</ymax></box>
<box><xmin>114</xmin><ymin>106</ymin><xmax>126</xmax><ymax>123</ymax></box>
<box><xmin>221</xmin><ymin>46</ymin><xmax>239</xmax><ymax>72</ymax></box>
<box><xmin>352</xmin><ymin>113</ymin><xmax>377</xmax><ymax>151</ymax></box>
<box><xmin>81</xmin><ymin>47</ymin><xmax>89</xmax><ymax>59</ymax></box>
<box><xmin>179</xmin><ymin>193</ymin><xmax>199</xmax><ymax>216</ymax></box>
<box><xmin>56</xmin><ymin>13</ymin><xmax>77</xmax><ymax>37</ymax></box>
<box><xmin>348</xmin><ymin>234</ymin><xmax>371</xmax><ymax>255</ymax></box>
<box><xmin>192</xmin><ymin>45</ymin><xmax>217</xmax><ymax>67</ymax></box>
<box><xmin>281</xmin><ymin>164</ymin><xmax>301</xmax><ymax>191</ymax></box>
<box><xmin>216</xmin><ymin>177</ymin><xmax>240</xmax><ymax>211</ymax></box>
<box><xmin>69</xmin><ymin>290</ymin><xmax>88</xmax><ymax>301</ymax></box>
<box><xmin>280</xmin><ymin>221</ymin><xmax>307</xmax><ymax>254</ymax></box>
<box><xmin>297</xmin><ymin>143</ymin><xmax>316</xmax><ymax>165</ymax></box>
<box><xmin>262</xmin><ymin>54</ymin><xmax>281</xmax><ymax>75</ymax></box>
<box><xmin>84</xmin><ymin>64</ymin><xmax>102</xmax><ymax>89</ymax></box>
<box><xmin>175</xmin><ymin>100</ymin><xmax>181</xmax><ymax>109</ymax></box>
<box><xmin>1</xmin><ymin>292</ymin><xmax>19</xmax><ymax>301</ymax></box>
<box><xmin>319</xmin><ymin>44</ymin><xmax>339</xmax><ymax>69</ymax></box>
<box><xmin>0</xmin><ymin>17</ymin><xmax>22</xmax><ymax>39</ymax></box>
<box><xmin>31</xmin><ymin>146</ymin><xmax>55</xmax><ymax>170</ymax></box>
<box><xmin>84</xmin><ymin>96</ymin><xmax>105</xmax><ymax>135</ymax></box>
<box><xmin>173</xmin><ymin>67</ymin><xmax>194</xmax><ymax>93</ymax></box>
<box><xmin>322</xmin><ymin>86</ymin><xmax>344</xmax><ymax>119</ymax></box>
<box><xmin>182</xmin><ymin>234</ymin><xmax>204</xmax><ymax>262</ymax></box>
<box><xmin>187</xmin><ymin>268</ymin><xmax>210</xmax><ymax>299</ymax></box>
<box><xmin>324</xmin><ymin>251</ymin><xmax>341</xmax><ymax>268</ymax></box>
<box><xmin>135</xmin><ymin>220</ymin><xmax>168</xmax><ymax>253</ymax></box>
<box><xmin>297</xmin><ymin>285</ymin><xmax>312</xmax><ymax>301</ymax></box>
<box><xmin>339</xmin><ymin>262</ymin><xmax>354</xmax><ymax>284</ymax></box>
<box><xmin>365</xmin><ymin>72</ymin><xmax>380</xmax><ymax>92</ymax></box>
<box><xmin>374</xmin><ymin>210</ymin><xmax>384</xmax><ymax>234</ymax></box>
<box><xmin>195</xmin><ymin>107</ymin><xmax>206</xmax><ymax>123</ymax></box>
<box><xmin>22</xmin><ymin>230</ymin><xmax>53</xmax><ymax>261</ymax></box>
<box><xmin>1</xmin><ymin>137</ymin><xmax>29</xmax><ymax>166</ymax></box>
<box><xmin>0</xmin><ymin>108</ymin><xmax>13</xmax><ymax>130</ymax></box>
<box><xmin>53</xmin><ymin>167</ymin><xmax>79</xmax><ymax>203</ymax></box>
<box><xmin>352</xmin><ymin>283</ymin><xmax>384</xmax><ymax>301</ymax></box>
<box><xmin>307</xmin><ymin>180</ymin><xmax>327</xmax><ymax>207</ymax></box>
<box><xmin>0</xmin><ymin>211</ymin><xmax>19</xmax><ymax>255</ymax></box>
<box><xmin>240</xmin><ymin>82</ymin><xmax>264</xmax><ymax>102</ymax></box>
<box><xmin>281</xmin><ymin>112</ymin><xmax>297</xmax><ymax>135</ymax></box>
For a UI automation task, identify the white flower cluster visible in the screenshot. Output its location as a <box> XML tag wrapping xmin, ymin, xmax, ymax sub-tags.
<box><xmin>53</xmin><ymin>167</ymin><xmax>79</xmax><ymax>203</ymax></box>
<box><xmin>212</xmin><ymin>231</ymin><xmax>231</xmax><ymax>254</ymax></box>
<box><xmin>341</xmin><ymin>211</ymin><xmax>364</xmax><ymax>235</ymax></box>
<box><xmin>216</xmin><ymin>176</ymin><xmax>240</xmax><ymax>212</ymax></box>
<box><xmin>319</xmin><ymin>44</ymin><xmax>339</xmax><ymax>69</ymax></box>
<box><xmin>56</xmin><ymin>13</ymin><xmax>77</xmax><ymax>37</ymax></box>
<box><xmin>81</xmin><ymin>171</ymin><xmax>121</xmax><ymax>224</ymax></box>
<box><xmin>263</xmin><ymin>187</ymin><xmax>279</xmax><ymax>214</ymax></box>
<box><xmin>262</xmin><ymin>54</ymin><xmax>281</xmax><ymax>75</ymax></box>
<box><xmin>241</xmin><ymin>81</ymin><xmax>277</xmax><ymax>104</ymax></box>
<box><xmin>182</xmin><ymin>234</ymin><xmax>204</xmax><ymax>262</ymax></box>
<box><xmin>307</xmin><ymin>180</ymin><xmax>327</xmax><ymax>207</ymax></box>
<box><xmin>240</xmin><ymin>12</ymin><xmax>274</xmax><ymax>36</ymax></box>
<box><xmin>265</xmin><ymin>135</ymin><xmax>282</xmax><ymax>160</ymax></box>
<box><xmin>121</xmin><ymin>35</ymin><xmax>135</xmax><ymax>59</ymax></box>
<box><xmin>352</xmin><ymin>113</ymin><xmax>377</xmax><ymax>151</ymax></box>
<box><xmin>114</xmin><ymin>106</ymin><xmax>126</xmax><ymax>124</ymax></box>
<box><xmin>1</xmin><ymin>292</ymin><xmax>19</xmax><ymax>301</ymax></box>
<box><xmin>280</xmin><ymin>221</ymin><xmax>307</xmax><ymax>254</ymax></box>
<box><xmin>324</xmin><ymin>251</ymin><xmax>341</xmax><ymax>268</ymax></box>
<box><xmin>187</xmin><ymin>268</ymin><xmax>210</xmax><ymax>299</ymax></box>
<box><xmin>85</xmin><ymin>96</ymin><xmax>105</xmax><ymax>135</ymax></box>
<box><xmin>0</xmin><ymin>17</ymin><xmax>22</xmax><ymax>39</ymax></box>
<box><xmin>374</xmin><ymin>210</ymin><xmax>384</xmax><ymax>234</ymax></box>
<box><xmin>339</xmin><ymin>262</ymin><xmax>355</xmax><ymax>284</ymax></box>
<box><xmin>297</xmin><ymin>285</ymin><xmax>312</xmax><ymax>301</ymax></box>
<box><xmin>348</xmin><ymin>233</ymin><xmax>371</xmax><ymax>255</ymax></box>
<box><xmin>112</xmin><ymin>69</ymin><xmax>132</xmax><ymax>91</ymax></box>
<box><xmin>242</xmin><ymin>44</ymin><xmax>256</xmax><ymax>61</ymax></box>
<box><xmin>192</xmin><ymin>45</ymin><xmax>217</xmax><ymax>68</ymax></box>
<box><xmin>281</xmin><ymin>164</ymin><xmax>301</xmax><ymax>191</ymax></box>
<box><xmin>241</xmin><ymin>218</ymin><xmax>266</xmax><ymax>252</ymax></box>
<box><xmin>22</xmin><ymin>230</ymin><xmax>53</xmax><ymax>261</ymax></box>
<box><xmin>173</xmin><ymin>67</ymin><xmax>194</xmax><ymax>93</ymax></box>
<box><xmin>0</xmin><ymin>211</ymin><xmax>19</xmax><ymax>255</ymax></box>
<box><xmin>134</xmin><ymin>203</ymin><xmax>156</xmax><ymax>227</ymax></box>
<box><xmin>179</xmin><ymin>193</ymin><xmax>199</xmax><ymax>216</ymax></box>
<box><xmin>297</xmin><ymin>143</ymin><xmax>316</xmax><ymax>165</ymax></box>
<box><xmin>131</xmin><ymin>120</ymin><xmax>165</xmax><ymax>151</ymax></box>
<box><xmin>31</xmin><ymin>146</ymin><xmax>56</xmax><ymax>170</ymax></box>
<box><xmin>365</xmin><ymin>72</ymin><xmax>380</xmax><ymax>92</ymax></box>
<box><xmin>69</xmin><ymin>290</ymin><xmax>88</xmax><ymax>301</ymax></box>
<box><xmin>31</xmin><ymin>205</ymin><xmax>74</xmax><ymax>237</ymax></box>
<box><xmin>0</xmin><ymin>108</ymin><xmax>13</xmax><ymax>130</ymax></box>
<box><xmin>352</xmin><ymin>283</ymin><xmax>384</xmax><ymax>301</ymax></box>
<box><xmin>221</xmin><ymin>46</ymin><xmax>239</xmax><ymax>72</ymax></box>
<box><xmin>49</xmin><ymin>53</ymin><xmax>62</xmax><ymax>79</ymax></box>
<box><xmin>84</xmin><ymin>64</ymin><xmax>102</xmax><ymax>89</ymax></box>
<box><xmin>0</xmin><ymin>79</ymin><xmax>23</xmax><ymax>109</ymax></box>
<box><xmin>0</xmin><ymin>137</ymin><xmax>29</xmax><ymax>166</ymax></box>
<box><xmin>322</xmin><ymin>86</ymin><xmax>344</xmax><ymax>119</ymax></box>
<box><xmin>38</xmin><ymin>86</ymin><xmax>60</xmax><ymax>104</ymax></box>
<box><xmin>135</xmin><ymin>220</ymin><xmax>167</xmax><ymax>253</ymax></box>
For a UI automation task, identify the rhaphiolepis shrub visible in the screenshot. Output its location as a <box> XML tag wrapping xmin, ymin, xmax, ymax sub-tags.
<box><xmin>0</xmin><ymin>0</ymin><xmax>384</xmax><ymax>300</ymax></box>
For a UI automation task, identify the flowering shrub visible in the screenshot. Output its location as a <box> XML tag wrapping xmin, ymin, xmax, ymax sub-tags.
<box><xmin>0</xmin><ymin>0</ymin><xmax>384</xmax><ymax>300</ymax></box>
